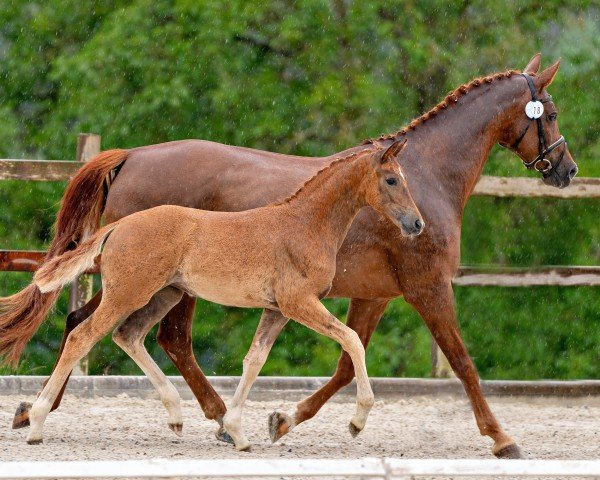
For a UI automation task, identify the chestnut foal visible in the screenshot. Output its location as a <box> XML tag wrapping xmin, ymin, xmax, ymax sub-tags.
<box><xmin>0</xmin><ymin>141</ymin><xmax>422</xmax><ymax>449</ymax></box>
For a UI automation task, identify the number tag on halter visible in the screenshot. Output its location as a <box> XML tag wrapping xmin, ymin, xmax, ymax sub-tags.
<box><xmin>525</xmin><ymin>100</ymin><xmax>544</xmax><ymax>119</ymax></box>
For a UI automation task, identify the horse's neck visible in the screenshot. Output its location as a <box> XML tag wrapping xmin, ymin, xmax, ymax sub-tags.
<box><xmin>390</xmin><ymin>78</ymin><xmax>524</xmax><ymax>215</ymax></box>
<box><xmin>283</xmin><ymin>156</ymin><xmax>370</xmax><ymax>248</ymax></box>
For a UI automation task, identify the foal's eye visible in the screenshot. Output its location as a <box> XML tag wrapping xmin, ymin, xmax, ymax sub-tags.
<box><xmin>386</xmin><ymin>178</ymin><xmax>397</xmax><ymax>186</ymax></box>
<box><xmin>548</xmin><ymin>113</ymin><xmax>557</xmax><ymax>122</ymax></box>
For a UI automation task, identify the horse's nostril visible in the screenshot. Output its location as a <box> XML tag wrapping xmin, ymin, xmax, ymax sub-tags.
<box><xmin>568</xmin><ymin>166</ymin><xmax>578</xmax><ymax>180</ymax></box>
<box><xmin>414</xmin><ymin>219</ymin><xmax>423</xmax><ymax>231</ymax></box>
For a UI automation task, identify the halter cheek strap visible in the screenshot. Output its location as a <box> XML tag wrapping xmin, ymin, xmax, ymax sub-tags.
<box><xmin>510</xmin><ymin>73</ymin><xmax>566</xmax><ymax>175</ymax></box>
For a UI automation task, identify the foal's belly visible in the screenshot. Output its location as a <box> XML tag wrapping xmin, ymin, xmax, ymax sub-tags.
<box><xmin>178</xmin><ymin>271</ymin><xmax>275</xmax><ymax>310</ymax></box>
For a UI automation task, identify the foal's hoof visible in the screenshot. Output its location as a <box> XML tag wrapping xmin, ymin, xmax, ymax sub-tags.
<box><xmin>26</xmin><ymin>437</ymin><xmax>43</xmax><ymax>445</ymax></box>
<box><xmin>494</xmin><ymin>443</ymin><xmax>527</xmax><ymax>459</ymax></box>
<box><xmin>215</xmin><ymin>426</ymin><xmax>235</xmax><ymax>444</ymax></box>
<box><xmin>168</xmin><ymin>423</ymin><xmax>183</xmax><ymax>437</ymax></box>
<box><xmin>268</xmin><ymin>411</ymin><xmax>292</xmax><ymax>443</ymax></box>
<box><xmin>348</xmin><ymin>421</ymin><xmax>362</xmax><ymax>438</ymax></box>
<box><xmin>12</xmin><ymin>402</ymin><xmax>32</xmax><ymax>429</ymax></box>
<box><xmin>236</xmin><ymin>442</ymin><xmax>252</xmax><ymax>453</ymax></box>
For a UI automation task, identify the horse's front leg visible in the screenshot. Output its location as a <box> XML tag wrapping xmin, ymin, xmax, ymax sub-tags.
<box><xmin>269</xmin><ymin>297</ymin><xmax>389</xmax><ymax>442</ymax></box>
<box><xmin>222</xmin><ymin>309</ymin><xmax>288</xmax><ymax>451</ymax></box>
<box><xmin>156</xmin><ymin>294</ymin><xmax>231</xmax><ymax>441</ymax></box>
<box><xmin>404</xmin><ymin>278</ymin><xmax>525</xmax><ymax>459</ymax></box>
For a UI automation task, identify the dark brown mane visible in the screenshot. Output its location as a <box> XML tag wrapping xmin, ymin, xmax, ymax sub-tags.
<box><xmin>362</xmin><ymin>69</ymin><xmax>522</xmax><ymax>145</ymax></box>
<box><xmin>274</xmin><ymin>146</ymin><xmax>378</xmax><ymax>206</ymax></box>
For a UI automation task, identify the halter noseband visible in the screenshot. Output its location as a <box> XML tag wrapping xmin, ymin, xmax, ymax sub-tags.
<box><xmin>510</xmin><ymin>73</ymin><xmax>566</xmax><ymax>175</ymax></box>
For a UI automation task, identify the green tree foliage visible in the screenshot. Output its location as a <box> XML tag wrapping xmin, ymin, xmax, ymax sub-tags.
<box><xmin>0</xmin><ymin>1</ymin><xmax>598</xmax><ymax>378</ymax></box>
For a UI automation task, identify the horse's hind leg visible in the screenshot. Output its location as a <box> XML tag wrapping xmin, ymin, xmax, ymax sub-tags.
<box><xmin>26</xmin><ymin>299</ymin><xmax>130</xmax><ymax>444</ymax></box>
<box><xmin>156</xmin><ymin>294</ymin><xmax>230</xmax><ymax>441</ymax></box>
<box><xmin>222</xmin><ymin>309</ymin><xmax>288</xmax><ymax>451</ymax></box>
<box><xmin>112</xmin><ymin>287</ymin><xmax>185</xmax><ymax>435</ymax></box>
<box><xmin>12</xmin><ymin>290</ymin><xmax>103</xmax><ymax>429</ymax></box>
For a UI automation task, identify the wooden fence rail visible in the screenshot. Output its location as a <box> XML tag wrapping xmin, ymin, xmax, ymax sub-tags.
<box><xmin>0</xmin><ymin>134</ymin><xmax>597</xmax><ymax>377</ymax></box>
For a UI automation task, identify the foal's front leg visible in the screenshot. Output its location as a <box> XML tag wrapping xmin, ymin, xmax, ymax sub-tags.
<box><xmin>222</xmin><ymin>310</ymin><xmax>288</xmax><ymax>451</ymax></box>
<box><xmin>269</xmin><ymin>297</ymin><xmax>389</xmax><ymax>442</ymax></box>
<box><xmin>280</xmin><ymin>297</ymin><xmax>375</xmax><ymax>439</ymax></box>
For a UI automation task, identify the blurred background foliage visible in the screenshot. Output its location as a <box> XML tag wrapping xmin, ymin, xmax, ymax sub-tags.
<box><xmin>0</xmin><ymin>0</ymin><xmax>598</xmax><ymax>378</ymax></box>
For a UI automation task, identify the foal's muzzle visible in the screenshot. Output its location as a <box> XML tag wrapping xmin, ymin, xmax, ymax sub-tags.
<box><xmin>398</xmin><ymin>214</ymin><xmax>424</xmax><ymax>237</ymax></box>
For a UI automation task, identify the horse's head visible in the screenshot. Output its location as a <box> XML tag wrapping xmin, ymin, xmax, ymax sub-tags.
<box><xmin>500</xmin><ymin>54</ymin><xmax>578</xmax><ymax>188</ymax></box>
<box><xmin>366</xmin><ymin>140</ymin><xmax>424</xmax><ymax>237</ymax></box>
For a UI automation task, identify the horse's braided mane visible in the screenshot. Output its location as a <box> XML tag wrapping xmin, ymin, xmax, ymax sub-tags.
<box><xmin>274</xmin><ymin>146</ymin><xmax>379</xmax><ymax>206</ymax></box>
<box><xmin>361</xmin><ymin>69</ymin><xmax>523</xmax><ymax>145</ymax></box>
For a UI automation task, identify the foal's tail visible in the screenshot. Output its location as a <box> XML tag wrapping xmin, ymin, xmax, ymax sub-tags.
<box><xmin>0</xmin><ymin>223</ymin><xmax>120</xmax><ymax>367</ymax></box>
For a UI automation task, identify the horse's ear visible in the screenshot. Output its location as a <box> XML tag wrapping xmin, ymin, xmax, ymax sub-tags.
<box><xmin>381</xmin><ymin>139</ymin><xmax>408</xmax><ymax>164</ymax></box>
<box><xmin>536</xmin><ymin>59</ymin><xmax>561</xmax><ymax>90</ymax></box>
<box><xmin>524</xmin><ymin>53</ymin><xmax>541</xmax><ymax>74</ymax></box>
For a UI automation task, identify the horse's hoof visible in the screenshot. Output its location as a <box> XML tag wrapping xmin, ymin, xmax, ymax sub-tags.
<box><xmin>26</xmin><ymin>437</ymin><xmax>43</xmax><ymax>445</ymax></box>
<box><xmin>348</xmin><ymin>421</ymin><xmax>362</xmax><ymax>438</ymax></box>
<box><xmin>168</xmin><ymin>423</ymin><xmax>183</xmax><ymax>437</ymax></box>
<box><xmin>12</xmin><ymin>402</ymin><xmax>32</xmax><ymax>429</ymax></box>
<box><xmin>268</xmin><ymin>411</ymin><xmax>292</xmax><ymax>443</ymax></box>
<box><xmin>215</xmin><ymin>427</ymin><xmax>235</xmax><ymax>444</ymax></box>
<box><xmin>494</xmin><ymin>443</ymin><xmax>527</xmax><ymax>459</ymax></box>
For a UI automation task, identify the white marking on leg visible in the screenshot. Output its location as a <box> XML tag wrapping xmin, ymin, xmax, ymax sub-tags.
<box><xmin>223</xmin><ymin>311</ymin><xmax>287</xmax><ymax>450</ymax></box>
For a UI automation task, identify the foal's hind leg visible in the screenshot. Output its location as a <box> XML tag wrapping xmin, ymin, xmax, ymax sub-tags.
<box><xmin>156</xmin><ymin>294</ymin><xmax>230</xmax><ymax>441</ymax></box>
<box><xmin>12</xmin><ymin>290</ymin><xmax>103</xmax><ymax>430</ymax></box>
<box><xmin>26</xmin><ymin>300</ymin><xmax>131</xmax><ymax>444</ymax></box>
<box><xmin>112</xmin><ymin>287</ymin><xmax>185</xmax><ymax>435</ymax></box>
<box><xmin>222</xmin><ymin>310</ymin><xmax>288</xmax><ymax>451</ymax></box>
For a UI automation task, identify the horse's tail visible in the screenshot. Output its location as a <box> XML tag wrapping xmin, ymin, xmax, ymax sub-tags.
<box><xmin>46</xmin><ymin>149</ymin><xmax>128</xmax><ymax>259</ymax></box>
<box><xmin>0</xmin><ymin>223</ymin><xmax>120</xmax><ymax>367</ymax></box>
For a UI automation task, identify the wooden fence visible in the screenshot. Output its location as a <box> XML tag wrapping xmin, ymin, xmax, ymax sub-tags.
<box><xmin>1</xmin><ymin>133</ymin><xmax>599</xmax><ymax>376</ymax></box>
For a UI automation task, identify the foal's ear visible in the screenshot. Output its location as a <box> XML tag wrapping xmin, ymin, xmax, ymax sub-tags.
<box><xmin>381</xmin><ymin>139</ymin><xmax>408</xmax><ymax>164</ymax></box>
<box><xmin>523</xmin><ymin>53</ymin><xmax>541</xmax><ymax>75</ymax></box>
<box><xmin>536</xmin><ymin>59</ymin><xmax>561</xmax><ymax>90</ymax></box>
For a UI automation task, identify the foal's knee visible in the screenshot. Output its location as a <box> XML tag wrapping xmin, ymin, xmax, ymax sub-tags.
<box><xmin>112</xmin><ymin>324</ymin><xmax>138</xmax><ymax>350</ymax></box>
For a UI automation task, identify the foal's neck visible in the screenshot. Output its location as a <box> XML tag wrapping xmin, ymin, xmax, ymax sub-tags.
<box><xmin>280</xmin><ymin>153</ymin><xmax>373</xmax><ymax>249</ymax></box>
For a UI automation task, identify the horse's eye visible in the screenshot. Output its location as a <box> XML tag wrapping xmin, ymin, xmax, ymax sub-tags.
<box><xmin>386</xmin><ymin>178</ymin><xmax>397</xmax><ymax>186</ymax></box>
<box><xmin>548</xmin><ymin>113</ymin><xmax>557</xmax><ymax>122</ymax></box>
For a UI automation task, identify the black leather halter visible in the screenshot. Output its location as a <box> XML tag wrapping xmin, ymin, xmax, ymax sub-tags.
<box><xmin>510</xmin><ymin>73</ymin><xmax>566</xmax><ymax>174</ymax></box>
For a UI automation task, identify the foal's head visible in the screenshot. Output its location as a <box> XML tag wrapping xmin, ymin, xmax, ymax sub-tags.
<box><xmin>500</xmin><ymin>54</ymin><xmax>578</xmax><ymax>188</ymax></box>
<box><xmin>365</xmin><ymin>140</ymin><xmax>424</xmax><ymax>237</ymax></box>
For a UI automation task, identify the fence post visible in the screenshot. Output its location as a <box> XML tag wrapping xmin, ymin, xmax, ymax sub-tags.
<box><xmin>431</xmin><ymin>339</ymin><xmax>454</xmax><ymax>378</ymax></box>
<box><xmin>68</xmin><ymin>133</ymin><xmax>101</xmax><ymax>375</ymax></box>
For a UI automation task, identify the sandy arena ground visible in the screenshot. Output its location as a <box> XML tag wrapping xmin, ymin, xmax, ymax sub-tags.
<box><xmin>1</xmin><ymin>393</ymin><xmax>598</xmax><ymax>465</ymax></box>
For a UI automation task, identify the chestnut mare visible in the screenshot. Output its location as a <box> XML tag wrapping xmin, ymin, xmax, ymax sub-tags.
<box><xmin>9</xmin><ymin>55</ymin><xmax>577</xmax><ymax>458</ymax></box>
<box><xmin>0</xmin><ymin>142</ymin><xmax>422</xmax><ymax>448</ymax></box>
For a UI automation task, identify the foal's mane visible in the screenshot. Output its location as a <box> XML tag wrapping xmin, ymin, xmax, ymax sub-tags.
<box><xmin>274</xmin><ymin>146</ymin><xmax>379</xmax><ymax>206</ymax></box>
<box><xmin>361</xmin><ymin>69</ymin><xmax>522</xmax><ymax>145</ymax></box>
